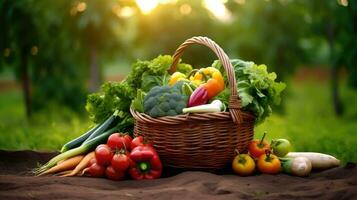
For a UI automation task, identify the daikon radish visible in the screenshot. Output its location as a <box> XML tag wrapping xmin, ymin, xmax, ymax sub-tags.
<box><xmin>286</xmin><ymin>152</ymin><xmax>340</xmax><ymax>170</ymax></box>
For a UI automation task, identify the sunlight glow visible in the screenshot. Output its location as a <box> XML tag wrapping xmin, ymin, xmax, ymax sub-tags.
<box><xmin>112</xmin><ymin>5</ymin><xmax>135</xmax><ymax>18</ymax></box>
<box><xmin>203</xmin><ymin>0</ymin><xmax>231</xmax><ymax>22</ymax></box>
<box><xmin>159</xmin><ymin>0</ymin><xmax>177</xmax><ymax>4</ymax></box>
<box><xmin>77</xmin><ymin>2</ymin><xmax>87</xmax><ymax>12</ymax></box>
<box><xmin>136</xmin><ymin>0</ymin><xmax>159</xmax><ymax>14</ymax></box>
<box><xmin>180</xmin><ymin>4</ymin><xmax>192</xmax><ymax>15</ymax></box>
<box><xmin>338</xmin><ymin>0</ymin><xmax>348</xmax><ymax>7</ymax></box>
<box><xmin>121</xmin><ymin>7</ymin><xmax>136</xmax><ymax>18</ymax></box>
<box><xmin>235</xmin><ymin>0</ymin><xmax>246</xmax><ymax>5</ymax></box>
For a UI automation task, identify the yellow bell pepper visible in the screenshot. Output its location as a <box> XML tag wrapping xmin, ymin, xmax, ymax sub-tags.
<box><xmin>190</xmin><ymin>67</ymin><xmax>224</xmax><ymax>99</ymax></box>
<box><xmin>201</xmin><ymin>67</ymin><xmax>225</xmax><ymax>99</ymax></box>
<box><xmin>169</xmin><ymin>72</ymin><xmax>187</xmax><ymax>86</ymax></box>
<box><xmin>189</xmin><ymin>71</ymin><xmax>204</xmax><ymax>86</ymax></box>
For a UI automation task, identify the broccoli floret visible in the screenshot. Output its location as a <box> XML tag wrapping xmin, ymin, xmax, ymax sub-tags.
<box><xmin>143</xmin><ymin>96</ymin><xmax>156</xmax><ymax>111</ymax></box>
<box><xmin>149</xmin><ymin>107</ymin><xmax>160</xmax><ymax>117</ymax></box>
<box><xmin>167</xmin><ymin>109</ymin><xmax>177</xmax><ymax>116</ymax></box>
<box><xmin>143</xmin><ymin>83</ymin><xmax>188</xmax><ymax>117</ymax></box>
<box><xmin>175</xmin><ymin>102</ymin><xmax>186</xmax><ymax>113</ymax></box>
<box><xmin>160</xmin><ymin>102</ymin><xmax>170</xmax><ymax>111</ymax></box>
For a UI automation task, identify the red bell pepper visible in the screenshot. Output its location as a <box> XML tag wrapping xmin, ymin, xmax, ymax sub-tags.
<box><xmin>129</xmin><ymin>145</ymin><xmax>162</xmax><ymax>180</ymax></box>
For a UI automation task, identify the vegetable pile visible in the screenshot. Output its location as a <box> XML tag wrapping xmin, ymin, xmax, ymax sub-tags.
<box><xmin>37</xmin><ymin>131</ymin><xmax>162</xmax><ymax>181</ymax></box>
<box><xmin>36</xmin><ymin>54</ymin><xmax>289</xmax><ymax>177</ymax></box>
<box><xmin>86</xmin><ymin>55</ymin><xmax>286</xmax><ymax>128</ymax></box>
<box><xmin>232</xmin><ymin>132</ymin><xmax>340</xmax><ymax>177</ymax></box>
<box><xmin>85</xmin><ymin>134</ymin><xmax>162</xmax><ymax>180</ymax></box>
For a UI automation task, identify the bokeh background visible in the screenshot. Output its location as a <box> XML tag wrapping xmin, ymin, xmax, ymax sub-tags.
<box><xmin>1</xmin><ymin>0</ymin><xmax>356</xmax><ymax>162</ymax></box>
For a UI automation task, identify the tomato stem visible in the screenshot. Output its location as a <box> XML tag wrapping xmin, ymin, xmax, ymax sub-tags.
<box><xmin>258</xmin><ymin>131</ymin><xmax>267</xmax><ymax>147</ymax></box>
<box><xmin>265</xmin><ymin>149</ymin><xmax>272</xmax><ymax>162</ymax></box>
<box><xmin>238</xmin><ymin>156</ymin><xmax>246</xmax><ymax>164</ymax></box>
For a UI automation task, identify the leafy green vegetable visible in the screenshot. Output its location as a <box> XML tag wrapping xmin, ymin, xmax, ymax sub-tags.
<box><xmin>131</xmin><ymin>89</ymin><xmax>146</xmax><ymax>113</ymax></box>
<box><xmin>214</xmin><ymin>59</ymin><xmax>286</xmax><ymax>124</ymax></box>
<box><xmin>143</xmin><ymin>82</ymin><xmax>188</xmax><ymax>117</ymax></box>
<box><xmin>85</xmin><ymin>55</ymin><xmax>192</xmax><ymax>132</ymax></box>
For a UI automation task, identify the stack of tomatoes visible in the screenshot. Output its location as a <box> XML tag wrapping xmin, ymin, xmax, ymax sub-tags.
<box><xmin>86</xmin><ymin>133</ymin><xmax>162</xmax><ymax>180</ymax></box>
<box><xmin>232</xmin><ymin>132</ymin><xmax>291</xmax><ymax>176</ymax></box>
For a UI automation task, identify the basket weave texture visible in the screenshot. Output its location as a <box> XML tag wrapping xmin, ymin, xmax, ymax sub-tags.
<box><xmin>131</xmin><ymin>36</ymin><xmax>255</xmax><ymax>170</ymax></box>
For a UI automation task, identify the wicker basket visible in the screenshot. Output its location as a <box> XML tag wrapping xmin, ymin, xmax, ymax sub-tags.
<box><xmin>130</xmin><ymin>36</ymin><xmax>255</xmax><ymax>170</ymax></box>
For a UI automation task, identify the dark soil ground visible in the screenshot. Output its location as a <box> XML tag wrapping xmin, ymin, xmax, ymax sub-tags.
<box><xmin>0</xmin><ymin>150</ymin><xmax>356</xmax><ymax>200</ymax></box>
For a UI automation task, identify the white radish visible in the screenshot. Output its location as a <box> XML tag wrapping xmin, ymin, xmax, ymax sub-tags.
<box><xmin>286</xmin><ymin>152</ymin><xmax>340</xmax><ymax>170</ymax></box>
<box><xmin>280</xmin><ymin>157</ymin><xmax>312</xmax><ymax>177</ymax></box>
<box><xmin>182</xmin><ymin>100</ymin><xmax>225</xmax><ymax>113</ymax></box>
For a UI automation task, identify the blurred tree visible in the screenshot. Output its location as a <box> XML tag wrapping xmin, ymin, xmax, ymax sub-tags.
<box><xmin>69</xmin><ymin>0</ymin><xmax>123</xmax><ymax>92</ymax></box>
<box><xmin>305</xmin><ymin>0</ymin><xmax>357</xmax><ymax>115</ymax></box>
<box><xmin>0</xmin><ymin>0</ymin><xmax>38</xmax><ymax>117</ymax></box>
<box><xmin>0</xmin><ymin>0</ymin><xmax>88</xmax><ymax>116</ymax></box>
<box><xmin>225</xmin><ymin>0</ymin><xmax>308</xmax><ymax>80</ymax></box>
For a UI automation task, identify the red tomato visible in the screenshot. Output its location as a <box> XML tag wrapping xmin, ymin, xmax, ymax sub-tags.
<box><xmin>248</xmin><ymin>132</ymin><xmax>270</xmax><ymax>158</ymax></box>
<box><xmin>105</xmin><ymin>165</ymin><xmax>125</xmax><ymax>181</ymax></box>
<box><xmin>107</xmin><ymin>133</ymin><xmax>132</xmax><ymax>151</ymax></box>
<box><xmin>88</xmin><ymin>158</ymin><xmax>97</xmax><ymax>167</ymax></box>
<box><xmin>131</xmin><ymin>136</ymin><xmax>153</xmax><ymax>150</ymax></box>
<box><xmin>131</xmin><ymin>136</ymin><xmax>144</xmax><ymax>150</ymax></box>
<box><xmin>88</xmin><ymin>163</ymin><xmax>105</xmax><ymax>177</ymax></box>
<box><xmin>95</xmin><ymin>144</ymin><xmax>113</xmax><ymax>166</ymax></box>
<box><xmin>111</xmin><ymin>153</ymin><xmax>130</xmax><ymax>172</ymax></box>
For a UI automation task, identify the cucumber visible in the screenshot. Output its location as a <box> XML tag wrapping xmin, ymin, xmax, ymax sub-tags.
<box><xmin>60</xmin><ymin>125</ymin><xmax>99</xmax><ymax>153</ymax></box>
<box><xmin>83</xmin><ymin>111</ymin><xmax>118</xmax><ymax>144</ymax></box>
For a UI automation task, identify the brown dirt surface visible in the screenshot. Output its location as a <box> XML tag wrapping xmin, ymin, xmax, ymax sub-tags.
<box><xmin>0</xmin><ymin>150</ymin><xmax>356</xmax><ymax>200</ymax></box>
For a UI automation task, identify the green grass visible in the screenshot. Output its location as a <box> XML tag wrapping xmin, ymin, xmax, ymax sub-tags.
<box><xmin>0</xmin><ymin>90</ymin><xmax>92</xmax><ymax>151</ymax></box>
<box><xmin>0</xmin><ymin>80</ymin><xmax>356</xmax><ymax>163</ymax></box>
<box><xmin>256</xmin><ymin>80</ymin><xmax>357</xmax><ymax>163</ymax></box>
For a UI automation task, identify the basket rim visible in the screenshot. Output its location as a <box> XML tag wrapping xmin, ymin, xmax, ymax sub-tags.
<box><xmin>130</xmin><ymin>108</ymin><xmax>255</xmax><ymax>125</ymax></box>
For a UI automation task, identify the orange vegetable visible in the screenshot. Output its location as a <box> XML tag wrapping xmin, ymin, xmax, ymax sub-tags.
<box><xmin>201</xmin><ymin>67</ymin><xmax>224</xmax><ymax>99</ymax></box>
<box><xmin>257</xmin><ymin>150</ymin><xmax>281</xmax><ymax>174</ymax></box>
<box><xmin>61</xmin><ymin>151</ymin><xmax>95</xmax><ymax>177</ymax></box>
<box><xmin>38</xmin><ymin>155</ymin><xmax>84</xmax><ymax>176</ymax></box>
<box><xmin>232</xmin><ymin>150</ymin><xmax>255</xmax><ymax>176</ymax></box>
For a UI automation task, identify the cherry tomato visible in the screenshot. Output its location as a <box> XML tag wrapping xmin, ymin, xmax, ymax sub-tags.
<box><xmin>105</xmin><ymin>165</ymin><xmax>125</xmax><ymax>181</ymax></box>
<box><xmin>232</xmin><ymin>153</ymin><xmax>255</xmax><ymax>176</ymax></box>
<box><xmin>130</xmin><ymin>136</ymin><xmax>144</xmax><ymax>150</ymax></box>
<box><xmin>88</xmin><ymin>158</ymin><xmax>97</xmax><ymax>167</ymax></box>
<box><xmin>88</xmin><ymin>163</ymin><xmax>105</xmax><ymax>177</ymax></box>
<box><xmin>107</xmin><ymin>133</ymin><xmax>132</xmax><ymax>151</ymax></box>
<box><xmin>248</xmin><ymin>132</ymin><xmax>270</xmax><ymax>158</ymax></box>
<box><xmin>95</xmin><ymin>144</ymin><xmax>113</xmax><ymax>166</ymax></box>
<box><xmin>111</xmin><ymin>153</ymin><xmax>130</xmax><ymax>172</ymax></box>
<box><xmin>257</xmin><ymin>151</ymin><xmax>281</xmax><ymax>174</ymax></box>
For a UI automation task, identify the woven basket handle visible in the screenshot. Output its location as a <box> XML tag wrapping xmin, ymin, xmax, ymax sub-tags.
<box><xmin>168</xmin><ymin>36</ymin><xmax>243</xmax><ymax>124</ymax></box>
